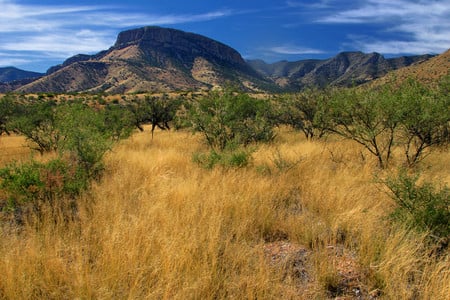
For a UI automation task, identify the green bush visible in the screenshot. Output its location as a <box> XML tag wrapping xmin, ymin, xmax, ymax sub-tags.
<box><xmin>0</xmin><ymin>95</ymin><xmax>16</xmax><ymax>136</ymax></box>
<box><xmin>103</xmin><ymin>104</ymin><xmax>135</xmax><ymax>141</ymax></box>
<box><xmin>7</xmin><ymin>100</ymin><xmax>60</xmax><ymax>154</ymax></box>
<box><xmin>126</xmin><ymin>94</ymin><xmax>181</xmax><ymax>139</ymax></box>
<box><xmin>192</xmin><ymin>148</ymin><xmax>253</xmax><ymax>169</ymax></box>
<box><xmin>314</xmin><ymin>78</ymin><xmax>449</xmax><ymax>168</ymax></box>
<box><xmin>0</xmin><ymin>101</ymin><xmax>134</xmax><ymax>220</ymax></box>
<box><xmin>0</xmin><ymin>158</ymin><xmax>88</xmax><ymax>213</ymax></box>
<box><xmin>395</xmin><ymin>78</ymin><xmax>450</xmax><ymax>166</ymax></box>
<box><xmin>186</xmin><ymin>89</ymin><xmax>275</xmax><ymax>151</ymax></box>
<box><xmin>55</xmin><ymin>103</ymin><xmax>113</xmax><ymax>178</ymax></box>
<box><xmin>275</xmin><ymin>88</ymin><xmax>330</xmax><ymax>139</ymax></box>
<box><xmin>315</xmin><ymin>86</ymin><xmax>399</xmax><ymax>168</ymax></box>
<box><xmin>384</xmin><ymin>170</ymin><xmax>450</xmax><ymax>240</ymax></box>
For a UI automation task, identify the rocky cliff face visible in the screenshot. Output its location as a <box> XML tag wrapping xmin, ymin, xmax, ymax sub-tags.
<box><xmin>113</xmin><ymin>27</ymin><xmax>247</xmax><ymax>69</ymax></box>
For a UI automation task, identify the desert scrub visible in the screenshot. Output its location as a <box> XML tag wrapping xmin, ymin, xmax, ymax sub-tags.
<box><xmin>0</xmin><ymin>158</ymin><xmax>88</xmax><ymax>218</ymax></box>
<box><xmin>185</xmin><ymin>89</ymin><xmax>275</xmax><ymax>151</ymax></box>
<box><xmin>384</xmin><ymin>170</ymin><xmax>450</xmax><ymax>241</ymax></box>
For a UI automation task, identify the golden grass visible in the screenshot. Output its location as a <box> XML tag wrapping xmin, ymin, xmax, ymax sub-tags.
<box><xmin>0</xmin><ymin>128</ymin><xmax>448</xmax><ymax>299</ymax></box>
<box><xmin>0</xmin><ymin>134</ymin><xmax>31</xmax><ymax>166</ymax></box>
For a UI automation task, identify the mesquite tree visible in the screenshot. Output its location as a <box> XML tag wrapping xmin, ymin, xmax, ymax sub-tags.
<box><xmin>186</xmin><ymin>90</ymin><xmax>275</xmax><ymax>151</ymax></box>
<box><xmin>316</xmin><ymin>86</ymin><xmax>400</xmax><ymax>168</ymax></box>
<box><xmin>395</xmin><ymin>78</ymin><xmax>450</xmax><ymax>166</ymax></box>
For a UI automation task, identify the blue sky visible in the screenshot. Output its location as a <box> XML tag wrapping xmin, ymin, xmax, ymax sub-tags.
<box><xmin>1</xmin><ymin>0</ymin><xmax>449</xmax><ymax>72</ymax></box>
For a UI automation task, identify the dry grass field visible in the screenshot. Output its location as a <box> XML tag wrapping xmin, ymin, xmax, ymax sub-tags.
<box><xmin>0</xmin><ymin>127</ymin><xmax>449</xmax><ymax>299</ymax></box>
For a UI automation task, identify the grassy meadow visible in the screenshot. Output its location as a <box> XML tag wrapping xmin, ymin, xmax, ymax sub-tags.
<box><xmin>0</xmin><ymin>126</ymin><xmax>448</xmax><ymax>299</ymax></box>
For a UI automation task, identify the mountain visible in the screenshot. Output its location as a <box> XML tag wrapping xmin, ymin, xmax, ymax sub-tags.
<box><xmin>6</xmin><ymin>26</ymin><xmax>439</xmax><ymax>94</ymax></box>
<box><xmin>17</xmin><ymin>26</ymin><xmax>274</xmax><ymax>94</ymax></box>
<box><xmin>248</xmin><ymin>52</ymin><xmax>434</xmax><ymax>90</ymax></box>
<box><xmin>0</xmin><ymin>67</ymin><xmax>43</xmax><ymax>83</ymax></box>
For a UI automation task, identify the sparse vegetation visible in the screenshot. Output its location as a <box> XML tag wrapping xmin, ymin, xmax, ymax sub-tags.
<box><xmin>0</xmin><ymin>83</ymin><xmax>448</xmax><ymax>299</ymax></box>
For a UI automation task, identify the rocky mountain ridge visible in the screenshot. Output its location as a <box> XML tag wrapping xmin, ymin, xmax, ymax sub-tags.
<box><xmin>0</xmin><ymin>26</ymin><xmax>442</xmax><ymax>93</ymax></box>
<box><xmin>247</xmin><ymin>52</ymin><xmax>434</xmax><ymax>90</ymax></box>
<box><xmin>14</xmin><ymin>27</ymin><xmax>272</xmax><ymax>94</ymax></box>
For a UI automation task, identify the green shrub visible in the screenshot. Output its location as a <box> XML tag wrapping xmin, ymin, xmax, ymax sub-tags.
<box><xmin>0</xmin><ymin>158</ymin><xmax>88</xmax><ymax>213</ymax></box>
<box><xmin>103</xmin><ymin>104</ymin><xmax>135</xmax><ymax>141</ymax></box>
<box><xmin>7</xmin><ymin>100</ymin><xmax>60</xmax><ymax>154</ymax></box>
<box><xmin>0</xmin><ymin>101</ymin><xmax>134</xmax><ymax>220</ymax></box>
<box><xmin>315</xmin><ymin>86</ymin><xmax>399</xmax><ymax>168</ymax></box>
<box><xmin>275</xmin><ymin>88</ymin><xmax>330</xmax><ymax>139</ymax></box>
<box><xmin>55</xmin><ymin>103</ymin><xmax>113</xmax><ymax>178</ymax></box>
<box><xmin>384</xmin><ymin>170</ymin><xmax>450</xmax><ymax>240</ymax></box>
<box><xmin>126</xmin><ymin>95</ymin><xmax>181</xmax><ymax>139</ymax></box>
<box><xmin>0</xmin><ymin>95</ymin><xmax>16</xmax><ymax>136</ymax></box>
<box><xmin>395</xmin><ymin>78</ymin><xmax>450</xmax><ymax>166</ymax></box>
<box><xmin>192</xmin><ymin>148</ymin><xmax>253</xmax><ymax>169</ymax></box>
<box><xmin>186</xmin><ymin>89</ymin><xmax>275</xmax><ymax>151</ymax></box>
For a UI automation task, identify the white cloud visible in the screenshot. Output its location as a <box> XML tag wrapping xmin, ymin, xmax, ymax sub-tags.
<box><xmin>286</xmin><ymin>0</ymin><xmax>332</xmax><ymax>9</ymax></box>
<box><xmin>318</xmin><ymin>0</ymin><xmax>450</xmax><ymax>24</ymax></box>
<box><xmin>317</xmin><ymin>0</ymin><xmax>450</xmax><ymax>54</ymax></box>
<box><xmin>0</xmin><ymin>31</ymin><xmax>114</xmax><ymax>56</ymax></box>
<box><xmin>76</xmin><ymin>10</ymin><xmax>232</xmax><ymax>28</ymax></box>
<box><xmin>0</xmin><ymin>57</ymin><xmax>32</xmax><ymax>67</ymax></box>
<box><xmin>350</xmin><ymin>38</ymin><xmax>450</xmax><ymax>55</ymax></box>
<box><xmin>270</xmin><ymin>45</ymin><xmax>324</xmax><ymax>55</ymax></box>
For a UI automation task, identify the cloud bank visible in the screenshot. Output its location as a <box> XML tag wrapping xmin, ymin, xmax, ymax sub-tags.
<box><xmin>317</xmin><ymin>0</ymin><xmax>450</xmax><ymax>54</ymax></box>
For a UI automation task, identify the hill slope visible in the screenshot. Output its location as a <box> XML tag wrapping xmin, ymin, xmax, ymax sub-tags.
<box><xmin>370</xmin><ymin>49</ymin><xmax>450</xmax><ymax>86</ymax></box>
<box><xmin>0</xmin><ymin>67</ymin><xmax>43</xmax><ymax>83</ymax></box>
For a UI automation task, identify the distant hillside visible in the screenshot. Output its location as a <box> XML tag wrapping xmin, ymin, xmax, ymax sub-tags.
<box><xmin>248</xmin><ymin>52</ymin><xmax>434</xmax><ymax>90</ymax></box>
<box><xmin>0</xmin><ymin>67</ymin><xmax>43</xmax><ymax>83</ymax></box>
<box><xmin>17</xmin><ymin>26</ymin><xmax>275</xmax><ymax>94</ymax></box>
<box><xmin>370</xmin><ymin>49</ymin><xmax>450</xmax><ymax>86</ymax></box>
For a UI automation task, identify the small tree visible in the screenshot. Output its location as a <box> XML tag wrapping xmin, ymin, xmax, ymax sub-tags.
<box><xmin>0</xmin><ymin>95</ymin><xmax>16</xmax><ymax>136</ymax></box>
<box><xmin>396</xmin><ymin>78</ymin><xmax>450</xmax><ymax>166</ymax></box>
<box><xmin>316</xmin><ymin>86</ymin><xmax>400</xmax><ymax>168</ymax></box>
<box><xmin>186</xmin><ymin>90</ymin><xmax>275</xmax><ymax>151</ymax></box>
<box><xmin>127</xmin><ymin>94</ymin><xmax>181</xmax><ymax>139</ymax></box>
<box><xmin>103</xmin><ymin>104</ymin><xmax>135</xmax><ymax>141</ymax></box>
<box><xmin>55</xmin><ymin>103</ymin><xmax>112</xmax><ymax>178</ymax></box>
<box><xmin>276</xmin><ymin>88</ymin><xmax>330</xmax><ymax>139</ymax></box>
<box><xmin>384</xmin><ymin>170</ymin><xmax>450</xmax><ymax>240</ymax></box>
<box><xmin>8</xmin><ymin>100</ymin><xmax>60</xmax><ymax>154</ymax></box>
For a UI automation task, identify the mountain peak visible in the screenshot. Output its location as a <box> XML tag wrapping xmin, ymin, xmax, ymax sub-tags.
<box><xmin>114</xmin><ymin>26</ymin><xmax>182</xmax><ymax>48</ymax></box>
<box><xmin>112</xmin><ymin>26</ymin><xmax>246</xmax><ymax>69</ymax></box>
<box><xmin>13</xmin><ymin>26</ymin><xmax>272</xmax><ymax>93</ymax></box>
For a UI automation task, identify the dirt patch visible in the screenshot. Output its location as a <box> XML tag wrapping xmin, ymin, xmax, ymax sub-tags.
<box><xmin>262</xmin><ymin>241</ymin><xmax>377</xmax><ymax>299</ymax></box>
